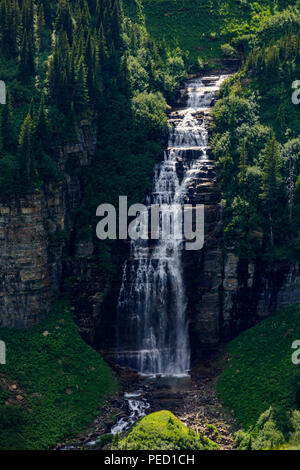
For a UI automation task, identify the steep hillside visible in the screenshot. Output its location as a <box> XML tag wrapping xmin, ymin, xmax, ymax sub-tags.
<box><xmin>218</xmin><ymin>303</ymin><xmax>300</xmax><ymax>449</ymax></box>
<box><xmin>0</xmin><ymin>301</ymin><xmax>117</xmax><ymax>450</ymax></box>
<box><xmin>127</xmin><ymin>0</ymin><xmax>299</xmax><ymax>65</ymax></box>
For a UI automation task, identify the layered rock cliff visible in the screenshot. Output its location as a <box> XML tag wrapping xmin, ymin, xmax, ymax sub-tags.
<box><xmin>0</xmin><ymin>118</ymin><xmax>98</xmax><ymax>332</ymax></box>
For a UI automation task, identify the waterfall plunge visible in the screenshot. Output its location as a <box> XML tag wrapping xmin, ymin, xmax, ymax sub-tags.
<box><xmin>116</xmin><ymin>75</ymin><xmax>228</xmax><ymax>376</ymax></box>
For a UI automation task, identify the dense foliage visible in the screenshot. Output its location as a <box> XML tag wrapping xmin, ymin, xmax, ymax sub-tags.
<box><xmin>0</xmin><ymin>0</ymin><xmax>187</xmax><ymax>196</ymax></box>
<box><xmin>112</xmin><ymin>410</ymin><xmax>219</xmax><ymax>450</ymax></box>
<box><xmin>235</xmin><ymin>406</ymin><xmax>300</xmax><ymax>450</ymax></box>
<box><xmin>132</xmin><ymin>0</ymin><xmax>299</xmax><ymax>65</ymax></box>
<box><xmin>212</xmin><ymin>6</ymin><xmax>300</xmax><ymax>262</ymax></box>
<box><xmin>0</xmin><ymin>300</ymin><xmax>117</xmax><ymax>450</ymax></box>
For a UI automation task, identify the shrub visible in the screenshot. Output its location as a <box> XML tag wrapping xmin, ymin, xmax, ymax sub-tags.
<box><xmin>132</xmin><ymin>92</ymin><xmax>168</xmax><ymax>139</ymax></box>
<box><xmin>221</xmin><ymin>43</ymin><xmax>239</xmax><ymax>58</ymax></box>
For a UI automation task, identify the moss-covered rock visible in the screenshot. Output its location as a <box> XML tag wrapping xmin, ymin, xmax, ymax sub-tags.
<box><xmin>113</xmin><ymin>410</ymin><xmax>219</xmax><ymax>450</ymax></box>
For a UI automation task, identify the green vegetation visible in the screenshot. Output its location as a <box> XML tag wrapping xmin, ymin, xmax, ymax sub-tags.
<box><xmin>128</xmin><ymin>0</ymin><xmax>298</xmax><ymax>65</ymax></box>
<box><xmin>217</xmin><ymin>303</ymin><xmax>300</xmax><ymax>448</ymax></box>
<box><xmin>235</xmin><ymin>407</ymin><xmax>300</xmax><ymax>450</ymax></box>
<box><xmin>112</xmin><ymin>410</ymin><xmax>219</xmax><ymax>450</ymax></box>
<box><xmin>0</xmin><ymin>300</ymin><xmax>117</xmax><ymax>450</ymax></box>
<box><xmin>211</xmin><ymin>5</ymin><xmax>300</xmax><ymax>262</ymax></box>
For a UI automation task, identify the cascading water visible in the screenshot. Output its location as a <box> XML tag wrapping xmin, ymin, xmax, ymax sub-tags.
<box><xmin>116</xmin><ymin>75</ymin><xmax>229</xmax><ymax>377</ymax></box>
<box><xmin>111</xmin><ymin>392</ymin><xmax>150</xmax><ymax>435</ymax></box>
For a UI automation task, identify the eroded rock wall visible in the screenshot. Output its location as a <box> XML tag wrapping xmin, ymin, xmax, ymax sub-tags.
<box><xmin>0</xmin><ymin>118</ymin><xmax>97</xmax><ymax>330</ymax></box>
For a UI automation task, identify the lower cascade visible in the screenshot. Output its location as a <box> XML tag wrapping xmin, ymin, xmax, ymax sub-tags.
<box><xmin>116</xmin><ymin>75</ymin><xmax>229</xmax><ymax>376</ymax></box>
<box><xmin>111</xmin><ymin>392</ymin><xmax>150</xmax><ymax>435</ymax></box>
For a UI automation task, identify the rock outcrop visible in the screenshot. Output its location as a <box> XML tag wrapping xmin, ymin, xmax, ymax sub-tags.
<box><xmin>0</xmin><ymin>118</ymin><xmax>97</xmax><ymax>331</ymax></box>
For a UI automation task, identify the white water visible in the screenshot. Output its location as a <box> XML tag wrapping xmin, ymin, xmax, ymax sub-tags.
<box><xmin>111</xmin><ymin>392</ymin><xmax>150</xmax><ymax>435</ymax></box>
<box><xmin>116</xmin><ymin>75</ymin><xmax>229</xmax><ymax>377</ymax></box>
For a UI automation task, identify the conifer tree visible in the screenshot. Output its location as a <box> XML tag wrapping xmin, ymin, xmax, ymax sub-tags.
<box><xmin>74</xmin><ymin>56</ymin><xmax>89</xmax><ymax>111</ymax></box>
<box><xmin>38</xmin><ymin>0</ymin><xmax>52</xmax><ymax>26</ymax></box>
<box><xmin>36</xmin><ymin>3</ymin><xmax>46</xmax><ymax>49</ymax></box>
<box><xmin>120</xmin><ymin>52</ymin><xmax>132</xmax><ymax>98</ymax></box>
<box><xmin>98</xmin><ymin>22</ymin><xmax>108</xmax><ymax>71</ymax></box>
<box><xmin>0</xmin><ymin>0</ymin><xmax>20</xmax><ymax>58</ymax></box>
<box><xmin>238</xmin><ymin>139</ymin><xmax>248</xmax><ymax>190</ymax></box>
<box><xmin>18</xmin><ymin>113</ymin><xmax>35</xmax><ymax>186</ymax></box>
<box><xmin>260</xmin><ymin>136</ymin><xmax>283</xmax><ymax>247</ymax></box>
<box><xmin>21</xmin><ymin>0</ymin><xmax>34</xmax><ymax>43</ymax></box>
<box><xmin>55</xmin><ymin>0</ymin><xmax>74</xmax><ymax>44</ymax></box>
<box><xmin>48</xmin><ymin>31</ymin><xmax>73</xmax><ymax>112</ymax></box>
<box><xmin>1</xmin><ymin>91</ymin><xmax>15</xmax><ymax>153</ymax></box>
<box><xmin>19</xmin><ymin>31</ymin><xmax>35</xmax><ymax>79</ymax></box>
<box><xmin>35</xmin><ymin>94</ymin><xmax>50</xmax><ymax>152</ymax></box>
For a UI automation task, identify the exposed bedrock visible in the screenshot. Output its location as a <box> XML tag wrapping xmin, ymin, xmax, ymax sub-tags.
<box><xmin>0</xmin><ymin>118</ymin><xmax>100</xmax><ymax>336</ymax></box>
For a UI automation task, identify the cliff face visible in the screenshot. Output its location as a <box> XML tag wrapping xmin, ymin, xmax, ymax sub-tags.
<box><xmin>187</xmin><ymin>189</ymin><xmax>300</xmax><ymax>358</ymax></box>
<box><xmin>0</xmin><ymin>193</ymin><xmax>56</xmax><ymax>328</ymax></box>
<box><xmin>221</xmin><ymin>256</ymin><xmax>300</xmax><ymax>340</ymax></box>
<box><xmin>0</xmin><ymin>119</ymin><xmax>97</xmax><ymax>331</ymax></box>
<box><xmin>182</xmin><ymin>98</ymin><xmax>300</xmax><ymax>358</ymax></box>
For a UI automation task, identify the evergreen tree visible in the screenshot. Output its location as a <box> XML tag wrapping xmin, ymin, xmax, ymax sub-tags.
<box><xmin>74</xmin><ymin>56</ymin><xmax>89</xmax><ymax>111</ymax></box>
<box><xmin>18</xmin><ymin>113</ymin><xmax>35</xmax><ymax>187</ymax></box>
<box><xmin>0</xmin><ymin>91</ymin><xmax>15</xmax><ymax>153</ymax></box>
<box><xmin>36</xmin><ymin>3</ymin><xmax>46</xmax><ymax>50</ymax></box>
<box><xmin>48</xmin><ymin>31</ymin><xmax>74</xmax><ymax>113</ymax></box>
<box><xmin>19</xmin><ymin>31</ymin><xmax>35</xmax><ymax>79</ymax></box>
<box><xmin>35</xmin><ymin>94</ymin><xmax>50</xmax><ymax>152</ymax></box>
<box><xmin>55</xmin><ymin>0</ymin><xmax>74</xmax><ymax>44</ymax></box>
<box><xmin>120</xmin><ymin>52</ymin><xmax>132</xmax><ymax>98</ymax></box>
<box><xmin>38</xmin><ymin>0</ymin><xmax>52</xmax><ymax>26</ymax></box>
<box><xmin>238</xmin><ymin>139</ymin><xmax>248</xmax><ymax>191</ymax></box>
<box><xmin>260</xmin><ymin>136</ymin><xmax>283</xmax><ymax>247</ymax></box>
<box><xmin>21</xmin><ymin>0</ymin><xmax>34</xmax><ymax>43</ymax></box>
<box><xmin>0</xmin><ymin>0</ymin><xmax>20</xmax><ymax>58</ymax></box>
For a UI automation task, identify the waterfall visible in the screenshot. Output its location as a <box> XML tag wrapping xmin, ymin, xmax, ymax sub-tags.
<box><xmin>116</xmin><ymin>75</ymin><xmax>229</xmax><ymax>377</ymax></box>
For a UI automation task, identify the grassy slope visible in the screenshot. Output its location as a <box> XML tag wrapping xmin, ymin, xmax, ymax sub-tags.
<box><xmin>0</xmin><ymin>301</ymin><xmax>118</xmax><ymax>450</ymax></box>
<box><xmin>113</xmin><ymin>410</ymin><xmax>219</xmax><ymax>450</ymax></box>
<box><xmin>217</xmin><ymin>303</ymin><xmax>300</xmax><ymax>430</ymax></box>
<box><xmin>136</xmin><ymin>0</ymin><xmax>287</xmax><ymax>64</ymax></box>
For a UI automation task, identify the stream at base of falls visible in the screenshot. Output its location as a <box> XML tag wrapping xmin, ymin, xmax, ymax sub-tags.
<box><xmin>110</xmin><ymin>391</ymin><xmax>150</xmax><ymax>435</ymax></box>
<box><xmin>59</xmin><ymin>376</ymin><xmax>192</xmax><ymax>450</ymax></box>
<box><xmin>58</xmin><ymin>373</ymin><xmax>235</xmax><ymax>450</ymax></box>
